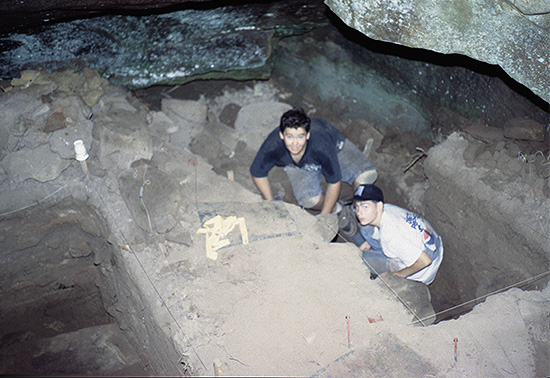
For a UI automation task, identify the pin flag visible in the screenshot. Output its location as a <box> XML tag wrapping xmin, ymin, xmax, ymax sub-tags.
<box><xmin>454</xmin><ymin>337</ymin><xmax>458</xmax><ymax>362</ymax></box>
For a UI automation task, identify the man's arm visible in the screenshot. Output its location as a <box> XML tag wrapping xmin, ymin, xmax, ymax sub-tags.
<box><xmin>321</xmin><ymin>181</ymin><xmax>341</xmax><ymax>214</ymax></box>
<box><xmin>387</xmin><ymin>251</ymin><xmax>432</xmax><ymax>278</ymax></box>
<box><xmin>252</xmin><ymin>176</ymin><xmax>274</xmax><ymax>200</ymax></box>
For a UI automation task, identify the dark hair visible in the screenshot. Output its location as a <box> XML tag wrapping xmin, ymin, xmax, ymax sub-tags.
<box><xmin>279</xmin><ymin>108</ymin><xmax>311</xmax><ymax>133</ymax></box>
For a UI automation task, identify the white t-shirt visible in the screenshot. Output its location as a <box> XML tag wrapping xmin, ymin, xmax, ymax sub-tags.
<box><xmin>379</xmin><ymin>204</ymin><xmax>443</xmax><ymax>285</ymax></box>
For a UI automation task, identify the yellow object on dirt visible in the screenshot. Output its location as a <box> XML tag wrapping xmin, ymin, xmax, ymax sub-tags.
<box><xmin>196</xmin><ymin>215</ymin><xmax>249</xmax><ymax>260</ymax></box>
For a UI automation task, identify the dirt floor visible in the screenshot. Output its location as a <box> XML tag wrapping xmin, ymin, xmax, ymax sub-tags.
<box><xmin>0</xmin><ymin>65</ymin><xmax>549</xmax><ymax>377</ymax></box>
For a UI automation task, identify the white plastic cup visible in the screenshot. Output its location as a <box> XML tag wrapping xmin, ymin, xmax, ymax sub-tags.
<box><xmin>74</xmin><ymin>140</ymin><xmax>89</xmax><ymax>161</ymax></box>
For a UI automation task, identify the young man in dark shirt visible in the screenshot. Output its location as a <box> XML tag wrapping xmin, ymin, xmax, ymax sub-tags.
<box><xmin>250</xmin><ymin>108</ymin><xmax>377</xmax><ymax>214</ymax></box>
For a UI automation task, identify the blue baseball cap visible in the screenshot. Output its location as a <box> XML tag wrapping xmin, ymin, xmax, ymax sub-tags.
<box><xmin>351</xmin><ymin>184</ymin><xmax>384</xmax><ymax>202</ymax></box>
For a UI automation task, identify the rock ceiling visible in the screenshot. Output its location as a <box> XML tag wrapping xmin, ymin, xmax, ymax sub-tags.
<box><xmin>1</xmin><ymin>0</ymin><xmax>549</xmax><ymax>104</ymax></box>
<box><xmin>325</xmin><ymin>0</ymin><xmax>550</xmax><ymax>104</ymax></box>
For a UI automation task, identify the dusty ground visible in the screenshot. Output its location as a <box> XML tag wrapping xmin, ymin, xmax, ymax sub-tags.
<box><xmin>0</xmin><ymin>65</ymin><xmax>548</xmax><ymax>377</ymax></box>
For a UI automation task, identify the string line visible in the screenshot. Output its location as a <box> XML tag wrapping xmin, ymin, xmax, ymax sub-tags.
<box><xmin>408</xmin><ymin>270</ymin><xmax>550</xmax><ymax>326</ymax></box>
<box><xmin>97</xmin><ymin>170</ymin><xmax>209</xmax><ymax>373</ymax></box>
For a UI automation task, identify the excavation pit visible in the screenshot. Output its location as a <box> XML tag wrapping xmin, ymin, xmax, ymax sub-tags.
<box><xmin>0</xmin><ymin>199</ymin><xmax>182</xmax><ymax>376</ymax></box>
<box><xmin>0</xmin><ymin>34</ymin><xmax>548</xmax><ymax>375</ymax></box>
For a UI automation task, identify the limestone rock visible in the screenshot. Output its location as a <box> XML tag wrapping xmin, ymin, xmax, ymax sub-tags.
<box><xmin>102</xmin><ymin>109</ymin><xmax>147</xmax><ymax>135</ymax></box>
<box><xmin>1</xmin><ymin>87</ymin><xmax>54</xmax><ymax>138</ymax></box>
<box><xmin>91</xmin><ymin>105</ymin><xmax>152</xmax><ymax>170</ymax></box>
<box><xmin>82</xmin><ymin>88</ymin><xmax>104</xmax><ymax>108</ymax></box>
<box><xmin>2</xmin><ymin>143</ymin><xmax>70</xmax><ymax>182</ymax></box>
<box><xmin>21</xmin><ymin>129</ymin><xmax>50</xmax><ymax>150</ymax></box>
<box><xmin>190</xmin><ymin>120</ymin><xmax>240</xmax><ymax>162</ymax></box>
<box><xmin>146</xmin><ymin>111</ymin><xmax>175</xmax><ymax>147</ymax></box>
<box><xmin>503</xmin><ymin>117</ymin><xmax>546</xmax><ymax>141</ymax></box>
<box><xmin>477</xmin><ymin>150</ymin><xmax>497</xmax><ymax>169</ymax></box>
<box><xmin>49</xmin><ymin>95</ymin><xmax>92</xmax><ymax>125</ymax></box>
<box><xmin>10</xmin><ymin>70</ymin><xmax>50</xmax><ymax>88</ymax></box>
<box><xmin>219</xmin><ymin>103</ymin><xmax>241</xmax><ymax>128</ymax></box>
<box><xmin>162</xmin><ymin>99</ymin><xmax>208</xmax><ymax>125</ymax></box>
<box><xmin>464</xmin><ymin>120</ymin><xmax>504</xmax><ymax>143</ymax></box>
<box><xmin>118</xmin><ymin>160</ymin><xmax>187</xmax><ymax>235</ymax></box>
<box><xmin>68</xmin><ymin>240</ymin><xmax>92</xmax><ymax>258</ymax></box>
<box><xmin>93</xmin><ymin>124</ymin><xmax>153</xmax><ymax>171</ymax></box>
<box><xmin>50</xmin><ymin>120</ymin><xmax>93</xmax><ymax>160</ymax></box>
<box><xmin>234</xmin><ymin>101</ymin><xmax>292</xmax><ymax>151</ymax></box>
<box><xmin>162</xmin><ymin>99</ymin><xmax>208</xmax><ymax>148</ymax></box>
<box><xmin>82</xmin><ymin>67</ymin><xmax>106</xmax><ymax>90</ymax></box>
<box><xmin>462</xmin><ymin>138</ymin><xmax>485</xmax><ymax>168</ymax></box>
<box><xmin>44</xmin><ymin>109</ymin><xmax>67</xmax><ymax>133</ymax></box>
<box><xmin>325</xmin><ymin>0</ymin><xmax>550</xmax><ymax>104</ymax></box>
<box><xmin>50</xmin><ymin>69</ymin><xmax>87</xmax><ymax>94</ymax></box>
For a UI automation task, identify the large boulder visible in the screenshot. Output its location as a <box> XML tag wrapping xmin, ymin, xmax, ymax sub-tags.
<box><xmin>325</xmin><ymin>0</ymin><xmax>550</xmax><ymax>104</ymax></box>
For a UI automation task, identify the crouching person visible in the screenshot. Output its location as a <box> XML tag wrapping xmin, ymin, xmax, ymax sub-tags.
<box><xmin>350</xmin><ymin>184</ymin><xmax>443</xmax><ymax>284</ymax></box>
<box><xmin>250</xmin><ymin>108</ymin><xmax>377</xmax><ymax>214</ymax></box>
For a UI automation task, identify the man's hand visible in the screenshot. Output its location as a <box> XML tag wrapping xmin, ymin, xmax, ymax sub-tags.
<box><xmin>359</xmin><ymin>241</ymin><xmax>371</xmax><ymax>251</ymax></box>
<box><xmin>252</xmin><ymin>176</ymin><xmax>274</xmax><ymax>200</ymax></box>
<box><xmin>321</xmin><ymin>181</ymin><xmax>341</xmax><ymax>214</ymax></box>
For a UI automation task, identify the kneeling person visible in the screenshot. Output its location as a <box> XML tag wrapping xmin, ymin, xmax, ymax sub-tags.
<box><xmin>351</xmin><ymin>184</ymin><xmax>443</xmax><ymax>285</ymax></box>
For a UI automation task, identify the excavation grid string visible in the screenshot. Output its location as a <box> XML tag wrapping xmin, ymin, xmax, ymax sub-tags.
<box><xmin>407</xmin><ymin>270</ymin><xmax>550</xmax><ymax>326</ymax></box>
<box><xmin>95</xmin><ymin>184</ymin><xmax>209</xmax><ymax>373</ymax></box>
<box><xmin>0</xmin><ymin>174</ymin><xmax>85</xmax><ymax>217</ymax></box>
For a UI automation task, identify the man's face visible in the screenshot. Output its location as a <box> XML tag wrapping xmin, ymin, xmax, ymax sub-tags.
<box><xmin>354</xmin><ymin>200</ymin><xmax>380</xmax><ymax>226</ymax></box>
<box><xmin>280</xmin><ymin>127</ymin><xmax>310</xmax><ymax>157</ymax></box>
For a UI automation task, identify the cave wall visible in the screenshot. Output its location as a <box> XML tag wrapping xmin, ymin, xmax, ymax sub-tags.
<box><xmin>270</xmin><ymin>23</ymin><xmax>549</xmax><ymax>143</ymax></box>
<box><xmin>422</xmin><ymin>133</ymin><xmax>549</xmax><ymax>311</ymax></box>
<box><xmin>0</xmin><ymin>0</ymin><xmax>211</xmax><ymax>32</ymax></box>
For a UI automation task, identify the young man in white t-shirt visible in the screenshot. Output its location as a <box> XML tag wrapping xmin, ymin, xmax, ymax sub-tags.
<box><xmin>351</xmin><ymin>184</ymin><xmax>443</xmax><ymax>285</ymax></box>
